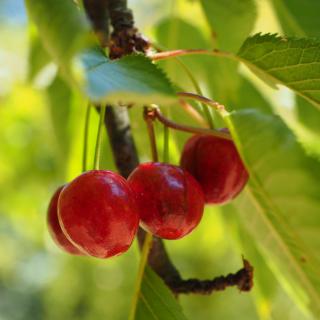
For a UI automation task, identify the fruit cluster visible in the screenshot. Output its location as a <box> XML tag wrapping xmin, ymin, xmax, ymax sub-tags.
<box><xmin>47</xmin><ymin>132</ymin><xmax>248</xmax><ymax>258</ymax></box>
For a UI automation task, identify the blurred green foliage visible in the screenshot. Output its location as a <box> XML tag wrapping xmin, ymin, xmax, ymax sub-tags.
<box><xmin>0</xmin><ymin>0</ymin><xmax>319</xmax><ymax>319</ymax></box>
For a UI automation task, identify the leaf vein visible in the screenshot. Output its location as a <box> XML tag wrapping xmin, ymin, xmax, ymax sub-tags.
<box><xmin>140</xmin><ymin>293</ymin><xmax>160</xmax><ymax>320</ymax></box>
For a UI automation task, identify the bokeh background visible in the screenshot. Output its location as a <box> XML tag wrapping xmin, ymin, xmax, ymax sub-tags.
<box><xmin>1</xmin><ymin>1</ymin><xmax>319</xmax><ymax>319</ymax></box>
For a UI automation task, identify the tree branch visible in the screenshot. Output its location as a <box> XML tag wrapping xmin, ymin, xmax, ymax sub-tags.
<box><xmin>104</xmin><ymin>106</ymin><xmax>139</xmax><ymax>178</ymax></box>
<box><xmin>107</xmin><ymin>0</ymin><xmax>149</xmax><ymax>59</ymax></box>
<box><xmin>169</xmin><ymin>258</ymin><xmax>253</xmax><ymax>295</ymax></box>
<box><xmin>83</xmin><ymin>0</ymin><xmax>109</xmax><ymax>47</ymax></box>
<box><xmin>83</xmin><ymin>0</ymin><xmax>254</xmax><ymax>297</ymax></box>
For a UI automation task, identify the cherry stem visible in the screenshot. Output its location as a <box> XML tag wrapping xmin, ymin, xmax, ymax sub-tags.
<box><xmin>177</xmin><ymin>92</ymin><xmax>228</xmax><ymax>116</ymax></box>
<box><xmin>128</xmin><ymin>232</ymin><xmax>153</xmax><ymax>320</ymax></box>
<box><xmin>172</xmin><ymin>58</ymin><xmax>214</xmax><ymax>128</ymax></box>
<box><xmin>144</xmin><ymin>106</ymin><xmax>159</xmax><ymax>162</ymax></box>
<box><xmin>149</xmin><ymin>106</ymin><xmax>231</xmax><ymax>141</ymax></box>
<box><xmin>82</xmin><ymin>102</ymin><xmax>92</xmax><ymax>172</ymax></box>
<box><xmin>93</xmin><ymin>105</ymin><xmax>106</xmax><ymax>170</ymax></box>
<box><xmin>163</xmin><ymin>125</ymin><xmax>169</xmax><ymax>163</ymax></box>
<box><xmin>179</xmin><ymin>99</ymin><xmax>208</xmax><ymax>127</ymax></box>
<box><xmin>150</xmin><ymin>48</ymin><xmax>235</xmax><ymax>61</ymax></box>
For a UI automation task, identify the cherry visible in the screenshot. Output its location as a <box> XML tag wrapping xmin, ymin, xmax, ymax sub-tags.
<box><xmin>127</xmin><ymin>162</ymin><xmax>204</xmax><ymax>240</ymax></box>
<box><xmin>47</xmin><ymin>186</ymin><xmax>84</xmax><ymax>255</ymax></box>
<box><xmin>180</xmin><ymin>131</ymin><xmax>249</xmax><ymax>205</ymax></box>
<box><xmin>58</xmin><ymin>170</ymin><xmax>139</xmax><ymax>259</ymax></box>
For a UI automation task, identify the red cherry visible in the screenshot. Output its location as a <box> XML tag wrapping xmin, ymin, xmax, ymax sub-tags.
<box><xmin>127</xmin><ymin>162</ymin><xmax>204</xmax><ymax>240</ymax></box>
<box><xmin>58</xmin><ymin>170</ymin><xmax>139</xmax><ymax>259</ymax></box>
<box><xmin>47</xmin><ymin>186</ymin><xmax>84</xmax><ymax>255</ymax></box>
<box><xmin>180</xmin><ymin>131</ymin><xmax>249</xmax><ymax>204</ymax></box>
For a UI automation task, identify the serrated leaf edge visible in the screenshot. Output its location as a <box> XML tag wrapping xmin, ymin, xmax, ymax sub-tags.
<box><xmin>237</xmin><ymin>33</ymin><xmax>320</xmax><ymax>110</ymax></box>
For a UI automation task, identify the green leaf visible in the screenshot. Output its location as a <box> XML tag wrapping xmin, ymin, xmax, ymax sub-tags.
<box><xmin>81</xmin><ymin>49</ymin><xmax>176</xmax><ymax>106</ymax></box>
<box><xmin>199</xmin><ymin>0</ymin><xmax>257</xmax><ymax>107</ymax></box>
<box><xmin>200</xmin><ymin>0</ymin><xmax>257</xmax><ymax>51</ymax></box>
<box><xmin>28</xmin><ymin>35</ymin><xmax>52</xmax><ymax>81</ymax></box>
<box><xmin>270</xmin><ymin>0</ymin><xmax>320</xmax><ymax>139</ymax></box>
<box><xmin>155</xmin><ymin>17</ymin><xmax>209</xmax><ymax>89</ymax></box>
<box><xmin>238</xmin><ymin>33</ymin><xmax>320</xmax><ymax>110</ymax></box>
<box><xmin>136</xmin><ymin>267</ymin><xmax>188</xmax><ymax>320</ymax></box>
<box><xmin>25</xmin><ymin>0</ymin><xmax>92</xmax><ymax>66</ymax></box>
<box><xmin>228</xmin><ymin>209</ymin><xmax>312</xmax><ymax>320</ymax></box>
<box><xmin>156</xmin><ymin>17</ymin><xmax>208</xmax><ymax>49</ymax></box>
<box><xmin>296</xmin><ymin>96</ymin><xmax>320</xmax><ymax>135</ymax></box>
<box><xmin>271</xmin><ymin>0</ymin><xmax>320</xmax><ymax>38</ymax></box>
<box><xmin>155</xmin><ymin>10</ymin><xmax>266</xmax><ymax>114</ymax></box>
<box><xmin>224</xmin><ymin>109</ymin><xmax>320</xmax><ymax>317</ymax></box>
<box><xmin>26</xmin><ymin>1</ymin><xmax>176</xmax><ymax>107</ymax></box>
<box><xmin>234</xmin><ymin>77</ymin><xmax>273</xmax><ymax>113</ymax></box>
<box><xmin>154</xmin><ymin>17</ymin><xmax>273</xmax><ymax>113</ymax></box>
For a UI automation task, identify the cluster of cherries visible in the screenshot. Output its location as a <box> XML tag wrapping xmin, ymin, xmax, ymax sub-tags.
<box><xmin>47</xmin><ymin>131</ymin><xmax>248</xmax><ymax>258</ymax></box>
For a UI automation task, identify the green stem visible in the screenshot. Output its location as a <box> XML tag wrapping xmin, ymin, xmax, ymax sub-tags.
<box><xmin>163</xmin><ymin>125</ymin><xmax>169</xmax><ymax>163</ymax></box>
<box><xmin>177</xmin><ymin>92</ymin><xmax>229</xmax><ymax>117</ymax></box>
<box><xmin>150</xmin><ymin>49</ymin><xmax>235</xmax><ymax>61</ymax></box>
<box><xmin>158</xmin><ymin>52</ymin><xmax>212</xmax><ymax>128</ymax></box>
<box><xmin>82</xmin><ymin>102</ymin><xmax>91</xmax><ymax>172</ymax></box>
<box><xmin>175</xmin><ymin>59</ymin><xmax>214</xmax><ymax>129</ymax></box>
<box><xmin>128</xmin><ymin>232</ymin><xmax>153</xmax><ymax>320</ymax></box>
<box><xmin>151</xmin><ymin>43</ymin><xmax>215</xmax><ymax>128</ymax></box>
<box><xmin>93</xmin><ymin>105</ymin><xmax>106</xmax><ymax>170</ymax></box>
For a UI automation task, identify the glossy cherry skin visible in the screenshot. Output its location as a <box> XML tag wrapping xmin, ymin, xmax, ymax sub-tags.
<box><xmin>58</xmin><ymin>170</ymin><xmax>139</xmax><ymax>259</ymax></box>
<box><xmin>180</xmin><ymin>132</ymin><xmax>249</xmax><ymax>205</ymax></box>
<box><xmin>127</xmin><ymin>162</ymin><xmax>204</xmax><ymax>240</ymax></box>
<box><xmin>47</xmin><ymin>186</ymin><xmax>84</xmax><ymax>255</ymax></box>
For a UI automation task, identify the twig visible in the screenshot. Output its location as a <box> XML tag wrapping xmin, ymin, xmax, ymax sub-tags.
<box><xmin>150</xmin><ymin>49</ymin><xmax>235</xmax><ymax>61</ymax></box>
<box><xmin>107</xmin><ymin>0</ymin><xmax>149</xmax><ymax>59</ymax></box>
<box><xmin>148</xmin><ymin>106</ymin><xmax>232</xmax><ymax>140</ymax></box>
<box><xmin>179</xmin><ymin>99</ymin><xmax>208</xmax><ymax>127</ymax></box>
<box><xmin>177</xmin><ymin>92</ymin><xmax>228</xmax><ymax>116</ymax></box>
<box><xmin>173</xmin><ymin>58</ymin><xmax>214</xmax><ymax>128</ymax></box>
<box><xmin>169</xmin><ymin>258</ymin><xmax>253</xmax><ymax>295</ymax></box>
<box><xmin>83</xmin><ymin>0</ymin><xmax>254</xmax><ymax>299</ymax></box>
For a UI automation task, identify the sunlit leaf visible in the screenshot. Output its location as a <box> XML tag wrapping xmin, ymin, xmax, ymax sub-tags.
<box><xmin>28</xmin><ymin>35</ymin><xmax>52</xmax><ymax>81</ymax></box>
<box><xmin>228</xmin><ymin>210</ymin><xmax>311</xmax><ymax>320</ymax></box>
<box><xmin>270</xmin><ymin>0</ymin><xmax>320</xmax><ymax>141</ymax></box>
<box><xmin>238</xmin><ymin>34</ymin><xmax>320</xmax><ymax>110</ymax></box>
<box><xmin>200</xmin><ymin>0</ymin><xmax>257</xmax><ymax>51</ymax></box>
<box><xmin>271</xmin><ymin>0</ymin><xmax>320</xmax><ymax>37</ymax></box>
<box><xmin>25</xmin><ymin>0</ymin><xmax>92</xmax><ymax>65</ymax></box>
<box><xmin>225</xmin><ymin>109</ymin><xmax>320</xmax><ymax>317</ymax></box>
<box><xmin>154</xmin><ymin>15</ymin><xmax>272</xmax><ymax>114</ymax></box>
<box><xmin>155</xmin><ymin>17</ymin><xmax>209</xmax><ymax>89</ymax></box>
<box><xmin>199</xmin><ymin>0</ymin><xmax>257</xmax><ymax>107</ymax></box>
<box><xmin>234</xmin><ymin>78</ymin><xmax>273</xmax><ymax>113</ymax></box>
<box><xmin>25</xmin><ymin>1</ymin><xmax>176</xmax><ymax>106</ymax></box>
